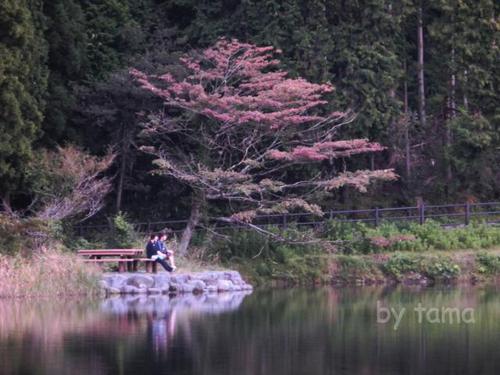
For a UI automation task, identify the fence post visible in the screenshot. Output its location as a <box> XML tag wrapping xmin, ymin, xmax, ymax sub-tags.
<box><xmin>419</xmin><ymin>203</ymin><xmax>425</xmax><ymax>225</ymax></box>
<box><xmin>374</xmin><ymin>207</ymin><xmax>380</xmax><ymax>226</ymax></box>
<box><xmin>329</xmin><ymin>210</ymin><xmax>334</xmax><ymax>220</ymax></box>
<box><xmin>465</xmin><ymin>202</ymin><xmax>471</xmax><ymax>226</ymax></box>
<box><xmin>283</xmin><ymin>213</ymin><xmax>287</xmax><ymax>229</ymax></box>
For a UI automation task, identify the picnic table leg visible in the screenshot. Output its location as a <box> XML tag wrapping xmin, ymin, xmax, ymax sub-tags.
<box><xmin>118</xmin><ymin>261</ymin><xmax>126</xmax><ymax>273</ymax></box>
<box><xmin>133</xmin><ymin>260</ymin><xmax>138</xmax><ymax>272</ymax></box>
<box><xmin>126</xmin><ymin>258</ymin><xmax>133</xmax><ymax>272</ymax></box>
<box><xmin>152</xmin><ymin>262</ymin><xmax>157</xmax><ymax>274</ymax></box>
<box><xmin>146</xmin><ymin>261</ymin><xmax>152</xmax><ymax>273</ymax></box>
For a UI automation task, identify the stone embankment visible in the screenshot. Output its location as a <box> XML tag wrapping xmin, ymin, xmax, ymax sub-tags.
<box><xmin>100</xmin><ymin>270</ymin><xmax>253</xmax><ymax>295</ymax></box>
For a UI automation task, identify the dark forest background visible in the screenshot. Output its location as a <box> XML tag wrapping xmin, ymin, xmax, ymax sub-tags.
<box><xmin>1</xmin><ymin>0</ymin><xmax>498</xmax><ymax>224</ymax></box>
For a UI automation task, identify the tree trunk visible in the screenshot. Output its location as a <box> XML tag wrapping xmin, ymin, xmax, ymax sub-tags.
<box><xmin>404</xmin><ymin>120</ymin><xmax>411</xmax><ymax>179</ymax></box>
<box><xmin>403</xmin><ymin>60</ymin><xmax>411</xmax><ymax>179</ymax></box>
<box><xmin>404</xmin><ymin>60</ymin><xmax>409</xmax><ymax>115</ymax></box>
<box><xmin>449</xmin><ymin>48</ymin><xmax>457</xmax><ymax>117</ymax></box>
<box><xmin>463</xmin><ymin>69</ymin><xmax>469</xmax><ymax>111</ymax></box>
<box><xmin>116</xmin><ymin>123</ymin><xmax>128</xmax><ymax>213</ymax></box>
<box><xmin>1</xmin><ymin>193</ymin><xmax>12</xmax><ymax>214</ymax></box>
<box><xmin>116</xmin><ymin>155</ymin><xmax>126</xmax><ymax>213</ymax></box>
<box><xmin>417</xmin><ymin>3</ymin><xmax>426</xmax><ymax>128</ymax></box>
<box><xmin>177</xmin><ymin>191</ymin><xmax>204</xmax><ymax>256</ymax></box>
<box><xmin>446</xmin><ymin>48</ymin><xmax>456</xmax><ymax>184</ymax></box>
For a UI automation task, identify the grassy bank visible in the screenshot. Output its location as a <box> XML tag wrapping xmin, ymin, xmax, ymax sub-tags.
<box><xmin>201</xmin><ymin>221</ymin><xmax>500</xmax><ymax>286</ymax></box>
<box><xmin>331</xmin><ymin>248</ymin><xmax>500</xmax><ymax>285</ymax></box>
<box><xmin>230</xmin><ymin>248</ymin><xmax>500</xmax><ymax>287</ymax></box>
<box><xmin>0</xmin><ymin>250</ymin><xmax>102</xmax><ymax>297</ymax></box>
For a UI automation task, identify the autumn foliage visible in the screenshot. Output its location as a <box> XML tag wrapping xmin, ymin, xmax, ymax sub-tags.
<box><xmin>29</xmin><ymin>146</ymin><xmax>114</xmax><ymax>222</ymax></box>
<box><xmin>132</xmin><ymin>39</ymin><xmax>396</xmax><ymax>228</ymax></box>
<box><xmin>1</xmin><ymin>146</ymin><xmax>113</xmax><ymax>253</ymax></box>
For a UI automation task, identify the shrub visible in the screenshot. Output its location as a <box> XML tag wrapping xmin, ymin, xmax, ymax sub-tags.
<box><xmin>419</xmin><ymin>256</ymin><xmax>461</xmax><ymax>279</ymax></box>
<box><xmin>383</xmin><ymin>252</ymin><xmax>461</xmax><ymax>280</ymax></box>
<box><xmin>212</xmin><ymin>228</ymin><xmax>272</xmax><ymax>261</ymax></box>
<box><xmin>383</xmin><ymin>253</ymin><xmax>419</xmax><ymax>277</ymax></box>
<box><xmin>0</xmin><ymin>214</ymin><xmax>57</xmax><ymax>254</ymax></box>
<box><xmin>335</xmin><ymin>255</ymin><xmax>379</xmax><ymax>281</ymax></box>
<box><xmin>65</xmin><ymin>236</ymin><xmax>106</xmax><ymax>251</ymax></box>
<box><xmin>476</xmin><ymin>252</ymin><xmax>500</xmax><ymax>274</ymax></box>
<box><xmin>325</xmin><ymin>219</ymin><xmax>500</xmax><ymax>254</ymax></box>
<box><xmin>407</xmin><ymin>221</ymin><xmax>460</xmax><ymax>250</ymax></box>
<box><xmin>368</xmin><ymin>234</ymin><xmax>417</xmax><ymax>251</ymax></box>
<box><xmin>323</xmin><ymin>221</ymin><xmax>369</xmax><ymax>254</ymax></box>
<box><xmin>108</xmin><ymin>212</ymin><xmax>142</xmax><ymax>248</ymax></box>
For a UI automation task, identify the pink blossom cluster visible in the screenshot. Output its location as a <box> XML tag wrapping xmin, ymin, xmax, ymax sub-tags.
<box><xmin>131</xmin><ymin>38</ymin><xmax>343</xmax><ymax>130</ymax></box>
<box><xmin>322</xmin><ymin>170</ymin><xmax>398</xmax><ymax>192</ymax></box>
<box><xmin>267</xmin><ymin>139</ymin><xmax>386</xmax><ymax>162</ymax></box>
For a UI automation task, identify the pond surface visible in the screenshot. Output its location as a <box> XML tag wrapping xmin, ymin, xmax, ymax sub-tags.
<box><xmin>0</xmin><ymin>286</ymin><xmax>499</xmax><ymax>375</ymax></box>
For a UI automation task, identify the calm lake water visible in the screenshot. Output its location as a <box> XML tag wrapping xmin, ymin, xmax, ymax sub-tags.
<box><xmin>1</xmin><ymin>286</ymin><xmax>499</xmax><ymax>375</ymax></box>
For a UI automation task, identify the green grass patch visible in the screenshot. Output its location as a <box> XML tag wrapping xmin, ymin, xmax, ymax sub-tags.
<box><xmin>324</xmin><ymin>220</ymin><xmax>500</xmax><ymax>254</ymax></box>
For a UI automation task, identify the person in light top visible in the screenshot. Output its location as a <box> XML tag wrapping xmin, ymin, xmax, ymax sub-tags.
<box><xmin>145</xmin><ymin>233</ymin><xmax>174</xmax><ymax>272</ymax></box>
<box><xmin>157</xmin><ymin>232</ymin><xmax>176</xmax><ymax>271</ymax></box>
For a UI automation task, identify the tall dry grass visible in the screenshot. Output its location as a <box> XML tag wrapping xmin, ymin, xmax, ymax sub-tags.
<box><xmin>0</xmin><ymin>250</ymin><xmax>102</xmax><ymax>297</ymax></box>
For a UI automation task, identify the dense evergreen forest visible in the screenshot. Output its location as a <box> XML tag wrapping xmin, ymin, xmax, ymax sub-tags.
<box><xmin>1</xmin><ymin>0</ymin><xmax>499</xmax><ymax>225</ymax></box>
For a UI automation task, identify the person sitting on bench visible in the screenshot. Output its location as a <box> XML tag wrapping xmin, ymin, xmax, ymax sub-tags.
<box><xmin>146</xmin><ymin>234</ymin><xmax>174</xmax><ymax>272</ymax></box>
<box><xmin>158</xmin><ymin>232</ymin><xmax>176</xmax><ymax>271</ymax></box>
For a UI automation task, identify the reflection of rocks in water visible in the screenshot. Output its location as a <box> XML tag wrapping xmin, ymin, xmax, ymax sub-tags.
<box><xmin>100</xmin><ymin>291</ymin><xmax>252</xmax><ymax>316</ymax></box>
<box><xmin>99</xmin><ymin>292</ymin><xmax>252</xmax><ymax>358</ymax></box>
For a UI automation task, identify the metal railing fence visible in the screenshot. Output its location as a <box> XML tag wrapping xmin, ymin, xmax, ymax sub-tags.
<box><xmin>74</xmin><ymin>201</ymin><xmax>500</xmax><ymax>236</ymax></box>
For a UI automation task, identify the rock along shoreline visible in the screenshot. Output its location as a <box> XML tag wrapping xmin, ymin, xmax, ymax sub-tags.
<box><xmin>100</xmin><ymin>270</ymin><xmax>253</xmax><ymax>296</ymax></box>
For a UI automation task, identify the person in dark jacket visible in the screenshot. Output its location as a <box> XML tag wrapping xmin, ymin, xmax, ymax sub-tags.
<box><xmin>146</xmin><ymin>234</ymin><xmax>173</xmax><ymax>272</ymax></box>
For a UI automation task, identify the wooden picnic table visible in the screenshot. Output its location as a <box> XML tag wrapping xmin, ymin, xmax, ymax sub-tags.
<box><xmin>77</xmin><ymin>249</ymin><xmax>143</xmax><ymax>257</ymax></box>
<box><xmin>77</xmin><ymin>249</ymin><xmax>146</xmax><ymax>272</ymax></box>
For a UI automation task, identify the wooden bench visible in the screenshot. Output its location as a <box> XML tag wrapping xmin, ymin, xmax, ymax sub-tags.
<box><xmin>83</xmin><ymin>258</ymin><xmax>136</xmax><ymax>273</ymax></box>
<box><xmin>135</xmin><ymin>258</ymin><xmax>158</xmax><ymax>273</ymax></box>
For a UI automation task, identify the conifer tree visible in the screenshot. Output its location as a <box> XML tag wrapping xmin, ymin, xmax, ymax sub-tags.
<box><xmin>426</xmin><ymin>0</ymin><xmax>499</xmax><ymax>197</ymax></box>
<box><xmin>80</xmin><ymin>0</ymin><xmax>141</xmax><ymax>80</ymax></box>
<box><xmin>0</xmin><ymin>0</ymin><xmax>47</xmax><ymax>200</ymax></box>
<box><xmin>42</xmin><ymin>0</ymin><xmax>87</xmax><ymax>143</ymax></box>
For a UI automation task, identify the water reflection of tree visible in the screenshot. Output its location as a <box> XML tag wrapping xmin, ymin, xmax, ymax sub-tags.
<box><xmin>166</xmin><ymin>287</ymin><xmax>500</xmax><ymax>375</ymax></box>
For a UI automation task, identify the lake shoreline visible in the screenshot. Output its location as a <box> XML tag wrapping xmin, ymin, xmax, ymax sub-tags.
<box><xmin>1</xmin><ymin>248</ymin><xmax>498</xmax><ymax>298</ymax></box>
<box><xmin>234</xmin><ymin>248</ymin><xmax>500</xmax><ymax>288</ymax></box>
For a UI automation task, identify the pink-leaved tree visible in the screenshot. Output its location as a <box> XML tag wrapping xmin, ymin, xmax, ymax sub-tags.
<box><xmin>131</xmin><ymin>39</ymin><xmax>396</xmax><ymax>254</ymax></box>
